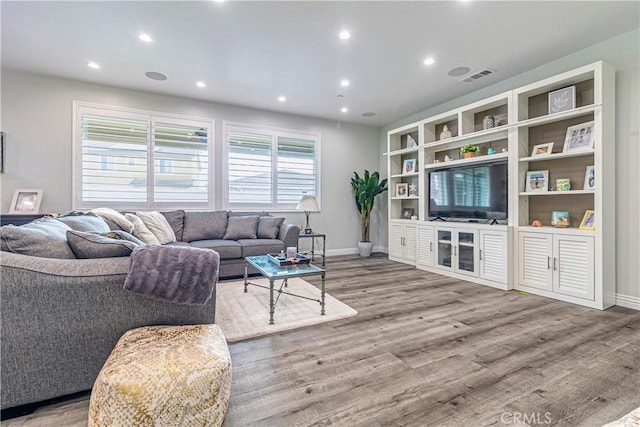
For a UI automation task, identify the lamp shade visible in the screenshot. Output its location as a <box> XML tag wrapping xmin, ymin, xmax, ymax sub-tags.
<box><xmin>296</xmin><ymin>195</ymin><xmax>319</xmax><ymax>212</ymax></box>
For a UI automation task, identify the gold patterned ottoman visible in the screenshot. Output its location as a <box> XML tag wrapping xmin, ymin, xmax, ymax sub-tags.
<box><xmin>89</xmin><ymin>324</ymin><xmax>232</xmax><ymax>427</ymax></box>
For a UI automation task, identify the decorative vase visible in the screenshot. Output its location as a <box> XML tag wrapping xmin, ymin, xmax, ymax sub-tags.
<box><xmin>358</xmin><ymin>241</ymin><xmax>373</xmax><ymax>257</ymax></box>
<box><xmin>487</xmin><ymin>147</ymin><xmax>496</xmax><ymax>155</ymax></box>
<box><xmin>463</xmin><ymin>152</ymin><xmax>476</xmax><ymax>159</ymax></box>
<box><xmin>482</xmin><ymin>115</ymin><xmax>495</xmax><ymax>130</ymax></box>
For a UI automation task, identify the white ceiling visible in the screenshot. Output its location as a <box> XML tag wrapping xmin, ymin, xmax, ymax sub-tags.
<box><xmin>2</xmin><ymin>1</ymin><xmax>638</xmax><ymax>127</ymax></box>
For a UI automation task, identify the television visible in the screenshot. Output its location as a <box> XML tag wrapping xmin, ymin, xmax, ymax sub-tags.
<box><xmin>429</xmin><ymin>161</ymin><xmax>508</xmax><ymax>220</ymax></box>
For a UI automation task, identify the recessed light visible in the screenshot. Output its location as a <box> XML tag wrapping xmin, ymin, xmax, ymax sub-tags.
<box><xmin>424</xmin><ymin>57</ymin><xmax>435</xmax><ymax>66</ymax></box>
<box><xmin>341</xmin><ymin>107</ymin><xmax>348</xmax><ymax>113</ymax></box>
<box><xmin>278</xmin><ymin>96</ymin><xmax>286</xmax><ymax>102</ymax></box>
<box><xmin>339</xmin><ymin>30</ymin><xmax>351</xmax><ymax>40</ymax></box>
<box><xmin>196</xmin><ymin>81</ymin><xmax>206</xmax><ymax>88</ymax></box>
<box><xmin>145</xmin><ymin>71</ymin><xmax>167</xmax><ymax>81</ymax></box>
<box><xmin>87</xmin><ymin>61</ymin><xmax>100</xmax><ymax>69</ymax></box>
<box><xmin>340</xmin><ymin>79</ymin><xmax>350</xmax><ymax>87</ymax></box>
<box><xmin>138</xmin><ymin>33</ymin><xmax>153</xmax><ymax>43</ymax></box>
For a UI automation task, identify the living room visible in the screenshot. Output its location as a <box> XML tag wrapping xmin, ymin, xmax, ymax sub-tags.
<box><xmin>1</xmin><ymin>1</ymin><xmax>639</xmax><ymax>426</ymax></box>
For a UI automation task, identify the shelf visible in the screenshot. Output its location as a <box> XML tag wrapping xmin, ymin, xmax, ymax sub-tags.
<box><xmin>518</xmin><ymin>225</ymin><xmax>595</xmax><ymax>236</ymax></box>
<box><xmin>515</xmin><ymin>104</ymin><xmax>599</xmax><ymax>129</ymax></box>
<box><xmin>425</xmin><ymin>152</ymin><xmax>509</xmax><ymax>171</ymax></box>
<box><xmin>390</xmin><ymin>171</ymin><xmax>420</xmax><ymax>178</ymax></box>
<box><xmin>384</xmin><ymin>146</ymin><xmax>420</xmax><ymax>156</ymax></box>
<box><xmin>390</xmin><ymin>196</ymin><xmax>419</xmax><ymax>200</ymax></box>
<box><xmin>459</xmin><ymin>242</ymin><xmax>475</xmax><ymax>247</ymax></box>
<box><xmin>424</xmin><ymin>126</ymin><xmax>508</xmax><ymax>149</ymax></box>
<box><xmin>438</xmin><ymin>240</ymin><xmax>452</xmax><ymax>244</ymax></box>
<box><xmin>520</xmin><ymin>149</ymin><xmax>594</xmax><ymax>162</ymax></box>
<box><xmin>519</xmin><ymin>190</ymin><xmax>595</xmax><ymax>196</ymax></box>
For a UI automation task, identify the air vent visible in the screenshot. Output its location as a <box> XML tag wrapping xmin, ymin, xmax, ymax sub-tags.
<box><xmin>460</xmin><ymin>68</ymin><xmax>495</xmax><ymax>83</ymax></box>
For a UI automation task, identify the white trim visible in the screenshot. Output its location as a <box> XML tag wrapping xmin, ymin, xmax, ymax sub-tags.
<box><xmin>615</xmin><ymin>293</ymin><xmax>640</xmax><ymax>311</ymax></box>
<box><xmin>324</xmin><ymin>246</ymin><xmax>388</xmax><ymax>257</ymax></box>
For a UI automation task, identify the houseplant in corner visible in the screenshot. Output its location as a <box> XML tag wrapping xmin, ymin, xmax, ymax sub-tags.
<box><xmin>351</xmin><ymin>170</ymin><xmax>388</xmax><ymax>257</ymax></box>
<box><xmin>460</xmin><ymin>144</ymin><xmax>479</xmax><ymax>159</ymax></box>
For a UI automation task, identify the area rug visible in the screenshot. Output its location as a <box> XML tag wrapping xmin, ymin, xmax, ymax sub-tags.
<box><xmin>215</xmin><ymin>277</ymin><xmax>358</xmax><ymax>343</ymax></box>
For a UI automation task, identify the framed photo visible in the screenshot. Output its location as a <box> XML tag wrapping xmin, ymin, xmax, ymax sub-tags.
<box><xmin>584</xmin><ymin>165</ymin><xmax>595</xmax><ymax>190</ymax></box>
<box><xmin>395</xmin><ymin>183</ymin><xmax>408</xmax><ymax>198</ymax></box>
<box><xmin>8</xmin><ymin>189</ymin><xmax>43</xmax><ymax>214</ymax></box>
<box><xmin>531</xmin><ymin>142</ymin><xmax>554</xmax><ymax>157</ymax></box>
<box><xmin>525</xmin><ymin>170</ymin><xmax>549</xmax><ymax>192</ymax></box>
<box><xmin>408</xmin><ymin>183</ymin><xmax>418</xmax><ymax>197</ymax></box>
<box><xmin>548</xmin><ymin>86</ymin><xmax>576</xmax><ymax>114</ymax></box>
<box><xmin>551</xmin><ymin>211</ymin><xmax>570</xmax><ymax>227</ymax></box>
<box><xmin>406</xmin><ymin>134</ymin><xmax>417</xmax><ymax>149</ymax></box>
<box><xmin>402</xmin><ymin>159</ymin><xmax>416</xmax><ymax>174</ymax></box>
<box><xmin>563</xmin><ymin>121</ymin><xmax>594</xmax><ymax>152</ymax></box>
<box><xmin>579</xmin><ymin>210</ymin><xmax>595</xmax><ymax>230</ymax></box>
<box><xmin>401</xmin><ymin>208</ymin><xmax>414</xmax><ymax>219</ymax></box>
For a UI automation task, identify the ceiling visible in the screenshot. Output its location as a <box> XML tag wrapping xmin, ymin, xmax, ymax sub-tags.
<box><xmin>2</xmin><ymin>1</ymin><xmax>638</xmax><ymax>127</ymax></box>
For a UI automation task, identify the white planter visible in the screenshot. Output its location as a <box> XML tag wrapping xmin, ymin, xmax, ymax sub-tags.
<box><xmin>358</xmin><ymin>241</ymin><xmax>373</xmax><ymax>257</ymax></box>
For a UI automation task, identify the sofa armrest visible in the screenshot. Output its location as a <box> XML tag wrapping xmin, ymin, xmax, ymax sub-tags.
<box><xmin>0</xmin><ymin>251</ymin><xmax>131</xmax><ymax>277</ymax></box>
<box><xmin>278</xmin><ymin>223</ymin><xmax>300</xmax><ymax>249</ymax></box>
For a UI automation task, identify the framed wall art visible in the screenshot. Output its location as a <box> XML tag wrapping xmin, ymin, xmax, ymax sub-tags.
<box><xmin>548</xmin><ymin>86</ymin><xmax>576</xmax><ymax>114</ymax></box>
<box><xmin>8</xmin><ymin>189</ymin><xmax>43</xmax><ymax>214</ymax></box>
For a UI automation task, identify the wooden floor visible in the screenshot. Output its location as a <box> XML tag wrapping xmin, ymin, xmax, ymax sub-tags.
<box><xmin>4</xmin><ymin>254</ymin><xmax>640</xmax><ymax>426</ymax></box>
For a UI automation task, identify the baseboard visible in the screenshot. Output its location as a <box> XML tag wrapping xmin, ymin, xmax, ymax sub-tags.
<box><xmin>374</xmin><ymin>246</ymin><xmax>388</xmax><ymax>254</ymax></box>
<box><xmin>615</xmin><ymin>293</ymin><xmax>640</xmax><ymax>310</ymax></box>
<box><xmin>325</xmin><ymin>246</ymin><xmax>389</xmax><ymax>257</ymax></box>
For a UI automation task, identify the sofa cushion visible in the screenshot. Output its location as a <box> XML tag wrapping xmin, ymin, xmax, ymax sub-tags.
<box><xmin>161</xmin><ymin>210</ymin><xmax>185</xmax><ymax>241</ymax></box>
<box><xmin>90</xmin><ymin>208</ymin><xmax>135</xmax><ymax>233</ymax></box>
<box><xmin>223</xmin><ymin>216</ymin><xmax>259</xmax><ymax>240</ymax></box>
<box><xmin>163</xmin><ymin>241</ymin><xmax>191</xmax><ymax>247</ymax></box>
<box><xmin>189</xmin><ymin>239</ymin><xmax>241</xmax><ymax>260</ymax></box>
<box><xmin>67</xmin><ymin>230</ymin><xmax>142</xmax><ymax>259</ymax></box>
<box><xmin>0</xmin><ymin>217</ymin><xmax>75</xmax><ymax>259</ymax></box>
<box><xmin>257</xmin><ymin>217</ymin><xmax>285</xmax><ymax>239</ymax></box>
<box><xmin>136</xmin><ymin>211</ymin><xmax>176</xmax><ymax>245</ymax></box>
<box><xmin>182</xmin><ymin>211</ymin><xmax>228</xmax><ymax>242</ymax></box>
<box><xmin>124</xmin><ymin>213</ymin><xmax>161</xmax><ymax>245</ymax></box>
<box><xmin>238</xmin><ymin>239</ymin><xmax>284</xmax><ymax>257</ymax></box>
<box><xmin>57</xmin><ymin>213</ymin><xmax>110</xmax><ymax>233</ymax></box>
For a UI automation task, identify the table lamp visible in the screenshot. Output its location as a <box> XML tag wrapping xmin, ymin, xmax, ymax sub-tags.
<box><xmin>296</xmin><ymin>195</ymin><xmax>319</xmax><ymax>234</ymax></box>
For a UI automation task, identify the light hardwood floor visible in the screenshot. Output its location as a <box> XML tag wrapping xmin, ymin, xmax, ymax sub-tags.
<box><xmin>3</xmin><ymin>254</ymin><xmax>639</xmax><ymax>426</ymax></box>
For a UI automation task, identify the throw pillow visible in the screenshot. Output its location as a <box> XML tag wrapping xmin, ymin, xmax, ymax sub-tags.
<box><xmin>0</xmin><ymin>217</ymin><xmax>76</xmax><ymax>259</ymax></box>
<box><xmin>66</xmin><ymin>230</ymin><xmax>142</xmax><ymax>259</ymax></box>
<box><xmin>182</xmin><ymin>211</ymin><xmax>228</xmax><ymax>242</ymax></box>
<box><xmin>103</xmin><ymin>230</ymin><xmax>145</xmax><ymax>245</ymax></box>
<box><xmin>124</xmin><ymin>213</ymin><xmax>161</xmax><ymax>245</ymax></box>
<box><xmin>257</xmin><ymin>216</ymin><xmax>285</xmax><ymax>239</ymax></box>
<box><xmin>223</xmin><ymin>216</ymin><xmax>260</xmax><ymax>240</ymax></box>
<box><xmin>136</xmin><ymin>211</ymin><xmax>176</xmax><ymax>245</ymax></box>
<box><xmin>57</xmin><ymin>213</ymin><xmax>110</xmax><ymax>233</ymax></box>
<box><xmin>161</xmin><ymin>210</ymin><xmax>185</xmax><ymax>241</ymax></box>
<box><xmin>90</xmin><ymin>208</ymin><xmax>135</xmax><ymax>233</ymax></box>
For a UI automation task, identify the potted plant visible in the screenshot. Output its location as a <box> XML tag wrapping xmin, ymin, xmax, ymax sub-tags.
<box><xmin>351</xmin><ymin>170</ymin><xmax>388</xmax><ymax>257</ymax></box>
<box><xmin>460</xmin><ymin>144</ymin><xmax>479</xmax><ymax>159</ymax></box>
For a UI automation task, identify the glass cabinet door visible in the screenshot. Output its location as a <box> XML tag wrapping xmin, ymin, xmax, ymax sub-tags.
<box><xmin>437</xmin><ymin>229</ymin><xmax>453</xmax><ymax>269</ymax></box>
<box><xmin>457</xmin><ymin>231</ymin><xmax>476</xmax><ymax>274</ymax></box>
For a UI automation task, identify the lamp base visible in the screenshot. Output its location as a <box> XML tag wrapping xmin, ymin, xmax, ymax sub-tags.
<box><xmin>304</xmin><ymin>228</ymin><xmax>313</xmax><ymax>234</ymax></box>
<box><xmin>303</xmin><ymin>211</ymin><xmax>313</xmax><ymax>235</ymax></box>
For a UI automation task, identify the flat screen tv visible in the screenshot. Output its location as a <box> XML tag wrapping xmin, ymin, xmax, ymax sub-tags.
<box><xmin>429</xmin><ymin>161</ymin><xmax>508</xmax><ymax>220</ymax></box>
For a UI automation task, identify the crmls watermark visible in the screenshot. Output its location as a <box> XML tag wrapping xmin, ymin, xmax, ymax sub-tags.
<box><xmin>501</xmin><ymin>412</ymin><xmax>552</xmax><ymax>425</ymax></box>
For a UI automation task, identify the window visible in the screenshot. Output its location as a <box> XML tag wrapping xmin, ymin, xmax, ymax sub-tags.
<box><xmin>223</xmin><ymin>122</ymin><xmax>320</xmax><ymax>210</ymax></box>
<box><xmin>73</xmin><ymin>102</ymin><xmax>213</xmax><ymax>210</ymax></box>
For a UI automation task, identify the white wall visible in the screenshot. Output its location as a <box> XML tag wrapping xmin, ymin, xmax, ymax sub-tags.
<box><xmin>377</xmin><ymin>29</ymin><xmax>640</xmax><ymax>300</ymax></box>
<box><xmin>0</xmin><ymin>71</ymin><xmax>381</xmax><ymax>252</ymax></box>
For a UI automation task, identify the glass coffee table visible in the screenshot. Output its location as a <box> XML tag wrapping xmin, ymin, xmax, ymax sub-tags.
<box><xmin>243</xmin><ymin>255</ymin><xmax>326</xmax><ymax>325</ymax></box>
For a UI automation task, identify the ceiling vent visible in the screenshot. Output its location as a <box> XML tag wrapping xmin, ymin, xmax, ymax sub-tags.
<box><xmin>460</xmin><ymin>68</ymin><xmax>495</xmax><ymax>83</ymax></box>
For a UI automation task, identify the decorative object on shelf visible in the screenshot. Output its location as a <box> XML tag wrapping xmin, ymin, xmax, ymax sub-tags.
<box><xmin>501</xmin><ymin>148</ymin><xmax>508</xmax><ymax>153</ymax></box>
<box><xmin>531</xmin><ymin>142</ymin><xmax>554</xmax><ymax>157</ymax></box>
<box><xmin>460</xmin><ymin>144</ymin><xmax>479</xmax><ymax>159</ymax></box>
<box><xmin>531</xmin><ymin>219</ymin><xmax>543</xmax><ymax>227</ymax></box>
<box><xmin>8</xmin><ymin>189</ymin><xmax>43</xmax><ymax>214</ymax></box>
<box><xmin>401</xmin><ymin>208</ymin><xmax>414</xmax><ymax>219</ymax></box>
<box><xmin>548</xmin><ymin>85</ymin><xmax>576</xmax><ymax>114</ymax></box>
<box><xmin>487</xmin><ymin>147</ymin><xmax>496</xmax><ymax>155</ymax></box>
<box><xmin>525</xmin><ymin>170</ymin><xmax>549</xmax><ymax>192</ymax></box>
<box><xmin>584</xmin><ymin>165</ymin><xmax>595</xmax><ymax>190</ymax></box>
<box><xmin>563</xmin><ymin>121</ymin><xmax>594</xmax><ymax>152</ymax></box>
<box><xmin>395</xmin><ymin>183</ymin><xmax>408</xmax><ymax>197</ymax></box>
<box><xmin>579</xmin><ymin>209</ymin><xmax>595</xmax><ymax>230</ymax></box>
<box><xmin>351</xmin><ymin>170</ymin><xmax>388</xmax><ymax>257</ymax></box>
<box><xmin>433</xmin><ymin>159</ymin><xmax>441</xmax><ymax>164</ymax></box>
<box><xmin>406</xmin><ymin>134</ymin><xmax>417</xmax><ymax>148</ymax></box>
<box><xmin>551</xmin><ymin>211</ymin><xmax>570</xmax><ymax>228</ymax></box>
<box><xmin>0</xmin><ymin>131</ymin><xmax>5</xmax><ymax>173</ymax></box>
<box><xmin>296</xmin><ymin>195</ymin><xmax>320</xmax><ymax>234</ymax></box>
<box><xmin>286</xmin><ymin>246</ymin><xmax>298</xmax><ymax>259</ymax></box>
<box><xmin>444</xmin><ymin>155</ymin><xmax>453</xmax><ymax>162</ymax></box>
<box><xmin>482</xmin><ymin>115</ymin><xmax>495</xmax><ymax>130</ymax></box>
<box><xmin>408</xmin><ymin>183</ymin><xmax>417</xmax><ymax>197</ymax></box>
<box><xmin>268</xmin><ymin>252</ymin><xmax>311</xmax><ymax>266</ymax></box>
<box><xmin>555</xmin><ymin>179</ymin><xmax>571</xmax><ymax>191</ymax></box>
<box><xmin>410</xmin><ymin>215</ymin><xmax>418</xmax><ymax>220</ymax></box>
<box><xmin>402</xmin><ymin>158</ymin><xmax>416</xmax><ymax>174</ymax></box>
<box><xmin>440</xmin><ymin>125</ymin><xmax>452</xmax><ymax>140</ymax></box>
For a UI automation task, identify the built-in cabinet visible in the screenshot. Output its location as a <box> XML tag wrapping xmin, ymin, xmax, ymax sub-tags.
<box><xmin>386</xmin><ymin>61</ymin><xmax>615</xmax><ymax>309</ymax></box>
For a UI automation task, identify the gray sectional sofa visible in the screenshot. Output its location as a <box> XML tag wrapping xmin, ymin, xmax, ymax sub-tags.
<box><xmin>0</xmin><ymin>210</ymin><xmax>300</xmax><ymax>410</ymax></box>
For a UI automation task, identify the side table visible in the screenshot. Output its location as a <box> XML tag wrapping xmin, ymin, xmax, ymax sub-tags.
<box><xmin>298</xmin><ymin>232</ymin><xmax>326</xmax><ymax>266</ymax></box>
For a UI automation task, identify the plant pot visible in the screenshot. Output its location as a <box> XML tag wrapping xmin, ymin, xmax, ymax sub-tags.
<box><xmin>358</xmin><ymin>241</ymin><xmax>373</xmax><ymax>257</ymax></box>
<box><xmin>463</xmin><ymin>152</ymin><xmax>476</xmax><ymax>159</ymax></box>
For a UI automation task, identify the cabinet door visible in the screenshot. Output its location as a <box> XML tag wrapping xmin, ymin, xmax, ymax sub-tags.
<box><xmin>389</xmin><ymin>223</ymin><xmax>405</xmax><ymax>259</ymax></box>
<box><xmin>435</xmin><ymin>228</ymin><xmax>454</xmax><ymax>271</ymax></box>
<box><xmin>553</xmin><ymin>235</ymin><xmax>595</xmax><ymax>300</ymax></box>
<box><xmin>480</xmin><ymin>230</ymin><xmax>508</xmax><ymax>283</ymax></box>
<box><xmin>456</xmin><ymin>229</ymin><xmax>478</xmax><ymax>277</ymax></box>
<box><xmin>417</xmin><ymin>225</ymin><xmax>435</xmax><ymax>267</ymax></box>
<box><xmin>404</xmin><ymin>224</ymin><xmax>417</xmax><ymax>262</ymax></box>
<box><xmin>519</xmin><ymin>232</ymin><xmax>553</xmax><ymax>291</ymax></box>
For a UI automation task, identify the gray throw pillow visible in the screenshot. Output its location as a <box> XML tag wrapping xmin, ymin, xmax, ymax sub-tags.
<box><xmin>182</xmin><ymin>211</ymin><xmax>228</xmax><ymax>242</ymax></box>
<box><xmin>66</xmin><ymin>230</ymin><xmax>142</xmax><ymax>259</ymax></box>
<box><xmin>0</xmin><ymin>217</ymin><xmax>75</xmax><ymax>259</ymax></box>
<box><xmin>223</xmin><ymin>216</ymin><xmax>260</xmax><ymax>240</ymax></box>
<box><xmin>257</xmin><ymin>216</ymin><xmax>285</xmax><ymax>239</ymax></box>
<box><xmin>57</xmin><ymin>213</ymin><xmax>110</xmax><ymax>233</ymax></box>
<box><xmin>161</xmin><ymin>210</ymin><xmax>185</xmax><ymax>241</ymax></box>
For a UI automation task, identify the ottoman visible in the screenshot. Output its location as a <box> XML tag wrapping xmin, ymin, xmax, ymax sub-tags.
<box><xmin>89</xmin><ymin>324</ymin><xmax>232</xmax><ymax>427</ymax></box>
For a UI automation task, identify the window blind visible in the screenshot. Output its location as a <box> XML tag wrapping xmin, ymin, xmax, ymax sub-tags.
<box><xmin>277</xmin><ymin>136</ymin><xmax>316</xmax><ymax>204</ymax></box>
<box><xmin>227</xmin><ymin>130</ymin><xmax>273</xmax><ymax>204</ymax></box>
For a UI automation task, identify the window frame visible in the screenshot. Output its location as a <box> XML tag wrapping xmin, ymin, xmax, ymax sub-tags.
<box><xmin>72</xmin><ymin>101</ymin><xmax>215</xmax><ymax>211</ymax></box>
<box><xmin>221</xmin><ymin>121</ymin><xmax>321</xmax><ymax>212</ymax></box>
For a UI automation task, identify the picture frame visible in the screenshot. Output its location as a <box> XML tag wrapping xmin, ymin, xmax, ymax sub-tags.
<box><xmin>551</xmin><ymin>211</ymin><xmax>570</xmax><ymax>228</ymax></box>
<box><xmin>8</xmin><ymin>189</ymin><xmax>43</xmax><ymax>214</ymax></box>
<box><xmin>395</xmin><ymin>183</ymin><xmax>408</xmax><ymax>198</ymax></box>
<box><xmin>525</xmin><ymin>170</ymin><xmax>549</xmax><ymax>192</ymax></box>
<box><xmin>402</xmin><ymin>159</ymin><xmax>416</xmax><ymax>174</ymax></box>
<box><xmin>408</xmin><ymin>183</ymin><xmax>418</xmax><ymax>197</ymax></box>
<box><xmin>579</xmin><ymin>210</ymin><xmax>595</xmax><ymax>230</ymax></box>
<box><xmin>401</xmin><ymin>208</ymin><xmax>414</xmax><ymax>219</ymax></box>
<box><xmin>563</xmin><ymin>121</ymin><xmax>594</xmax><ymax>152</ymax></box>
<box><xmin>406</xmin><ymin>134</ymin><xmax>417</xmax><ymax>149</ymax></box>
<box><xmin>584</xmin><ymin>165</ymin><xmax>595</xmax><ymax>190</ymax></box>
<box><xmin>531</xmin><ymin>142</ymin><xmax>554</xmax><ymax>157</ymax></box>
<box><xmin>548</xmin><ymin>85</ymin><xmax>576</xmax><ymax>114</ymax></box>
